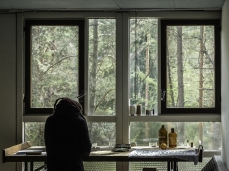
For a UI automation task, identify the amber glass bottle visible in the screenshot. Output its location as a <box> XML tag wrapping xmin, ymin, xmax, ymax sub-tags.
<box><xmin>169</xmin><ymin>128</ymin><xmax>177</xmax><ymax>148</ymax></box>
<box><xmin>158</xmin><ymin>125</ymin><xmax>167</xmax><ymax>146</ymax></box>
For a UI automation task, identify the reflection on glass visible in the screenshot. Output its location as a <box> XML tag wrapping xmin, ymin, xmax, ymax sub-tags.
<box><xmin>88</xmin><ymin>19</ymin><xmax>116</xmax><ymax>115</ymax></box>
<box><xmin>129</xmin><ymin>18</ymin><xmax>158</xmax><ymax>114</ymax></box>
<box><xmin>166</xmin><ymin>26</ymin><xmax>215</xmax><ymax>108</ymax></box>
<box><xmin>31</xmin><ymin>26</ymin><xmax>79</xmax><ymax>108</ymax></box>
<box><xmin>130</xmin><ymin>122</ymin><xmax>221</xmax><ymax>150</ymax></box>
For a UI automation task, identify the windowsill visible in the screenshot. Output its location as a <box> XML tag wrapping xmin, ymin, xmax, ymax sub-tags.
<box><xmin>129</xmin><ymin>114</ymin><xmax>221</xmax><ymax>122</ymax></box>
<box><xmin>23</xmin><ymin>114</ymin><xmax>221</xmax><ymax>122</ymax></box>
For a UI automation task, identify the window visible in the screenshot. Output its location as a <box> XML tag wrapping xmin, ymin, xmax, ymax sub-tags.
<box><xmin>88</xmin><ymin>19</ymin><xmax>116</xmax><ymax>115</ymax></box>
<box><xmin>24</xmin><ymin>20</ymin><xmax>85</xmax><ymax>114</ymax></box>
<box><xmin>161</xmin><ymin>20</ymin><xmax>221</xmax><ymax>114</ymax></box>
<box><xmin>130</xmin><ymin>122</ymin><xmax>221</xmax><ymax>150</ymax></box>
<box><xmin>129</xmin><ymin>18</ymin><xmax>158</xmax><ymax>114</ymax></box>
<box><xmin>22</xmin><ymin>12</ymin><xmax>221</xmax><ymax>171</ymax></box>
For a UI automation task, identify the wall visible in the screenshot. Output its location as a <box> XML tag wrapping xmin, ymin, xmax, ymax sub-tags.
<box><xmin>0</xmin><ymin>14</ymin><xmax>17</xmax><ymax>170</ymax></box>
<box><xmin>222</xmin><ymin>0</ymin><xmax>229</xmax><ymax>169</ymax></box>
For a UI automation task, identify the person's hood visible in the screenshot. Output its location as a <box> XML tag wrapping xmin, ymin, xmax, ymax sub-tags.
<box><xmin>53</xmin><ymin>102</ymin><xmax>86</xmax><ymax>120</ymax></box>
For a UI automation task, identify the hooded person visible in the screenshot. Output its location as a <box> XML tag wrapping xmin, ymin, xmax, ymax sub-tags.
<box><xmin>44</xmin><ymin>97</ymin><xmax>92</xmax><ymax>171</ymax></box>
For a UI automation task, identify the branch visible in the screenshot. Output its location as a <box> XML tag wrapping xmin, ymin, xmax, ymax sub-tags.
<box><xmin>94</xmin><ymin>89</ymin><xmax>115</xmax><ymax>113</ymax></box>
<box><xmin>39</xmin><ymin>55</ymin><xmax>76</xmax><ymax>80</ymax></box>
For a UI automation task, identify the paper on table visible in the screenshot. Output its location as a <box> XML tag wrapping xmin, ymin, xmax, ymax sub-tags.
<box><xmin>16</xmin><ymin>150</ymin><xmax>43</xmax><ymax>155</ymax></box>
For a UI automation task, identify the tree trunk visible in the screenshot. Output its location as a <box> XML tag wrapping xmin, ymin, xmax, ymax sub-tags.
<box><xmin>145</xmin><ymin>32</ymin><xmax>150</xmax><ymax>139</ymax></box>
<box><xmin>134</xmin><ymin>18</ymin><xmax>140</xmax><ymax>100</ymax></box>
<box><xmin>176</xmin><ymin>26</ymin><xmax>185</xmax><ymax>143</ymax></box>
<box><xmin>177</xmin><ymin>26</ymin><xmax>184</xmax><ymax>108</ymax></box>
<box><xmin>198</xmin><ymin>26</ymin><xmax>204</xmax><ymax>145</ymax></box>
<box><xmin>167</xmin><ymin>28</ymin><xmax>175</xmax><ymax>107</ymax></box>
<box><xmin>89</xmin><ymin>19</ymin><xmax>98</xmax><ymax>115</ymax></box>
<box><xmin>199</xmin><ymin>26</ymin><xmax>204</xmax><ymax>108</ymax></box>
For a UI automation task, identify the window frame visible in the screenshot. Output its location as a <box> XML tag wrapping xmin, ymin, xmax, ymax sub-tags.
<box><xmin>160</xmin><ymin>19</ymin><xmax>221</xmax><ymax>114</ymax></box>
<box><xmin>24</xmin><ymin>19</ymin><xmax>85</xmax><ymax>115</ymax></box>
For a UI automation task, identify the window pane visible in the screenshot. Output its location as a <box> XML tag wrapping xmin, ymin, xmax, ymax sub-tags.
<box><xmin>88</xmin><ymin>19</ymin><xmax>116</xmax><ymax>115</ymax></box>
<box><xmin>129</xmin><ymin>122</ymin><xmax>221</xmax><ymax>150</ymax></box>
<box><xmin>31</xmin><ymin>26</ymin><xmax>79</xmax><ymax>108</ymax></box>
<box><xmin>24</xmin><ymin>122</ymin><xmax>116</xmax><ymax>147</ymax></box>
<box><xmin>166</xmin><ymin>26</ymin><xmax>215</xmax><ymax>108</ymax></box>
<box><xmin>129</xmin><ymin>18</ymin><xmax>158</xmax><ymax>114</ymax></box>
<box><xmin>88</xmin><ymin>122</ymin><xmax>116</xmax><ymax>146</ymax></box>
<box><xmin>24</xmin><ymin>122</ymin><xmax>45</xmax><ymax>146</ymax></box>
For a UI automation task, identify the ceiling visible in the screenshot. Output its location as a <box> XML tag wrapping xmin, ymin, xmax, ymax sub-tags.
<box><xmin>0</xmin><ymin>0</ymin><xmax>226</xmax><ymax>11</ymax></box>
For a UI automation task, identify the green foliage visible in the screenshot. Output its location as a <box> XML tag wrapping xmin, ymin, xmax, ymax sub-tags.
<box><xmin>31</xmin><ymin>26</ymin><xmax>79</xmax><ymax>108</ymax></box>
<box><xmin>26</xmin><ymin>19</ymin><xmax>220</xmax><ymax>149</ymax></box>
<box><xmin>25</xmin><ymin>123</ymin><xmax>45</xmax><ymax>146</ymax></box>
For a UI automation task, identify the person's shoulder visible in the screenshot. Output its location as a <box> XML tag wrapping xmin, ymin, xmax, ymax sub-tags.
<box><xmin>71</xmin><ymin>114</ymin><xmax>87</xmax><ymax>123</ymax></box>
<box><xmin>45</xmin><ymin>115</ymin><xmax>55</xmax><ymax>122</ymax></box>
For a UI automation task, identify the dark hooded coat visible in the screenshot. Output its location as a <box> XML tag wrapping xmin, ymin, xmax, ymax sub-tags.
<box><xmin>44</xmin><ymin>98</ymin><xmax>91</xmax><ymax>171</ymax></box>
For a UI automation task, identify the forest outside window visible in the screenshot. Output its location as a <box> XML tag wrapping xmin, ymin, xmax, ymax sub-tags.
<box><xmin>88</xmin><ymin>19</ymin><xmax>116</xmax><ymax>116</ymax></box>
<box><xmin>24</xmin><ymin>20</ymin><xmax>85</xmax><ymax>114</ymax></box>
<box><xmin>129</xmin><ymin>18</ymin><xmax>158</xmax><ymax>114</ymax></box>
<box><xmin>161</xmin><ymin>20</ymin><xmax>221</xmax><ymax>114</ymax></box>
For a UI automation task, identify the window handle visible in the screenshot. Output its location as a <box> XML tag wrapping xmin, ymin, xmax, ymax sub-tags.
<box><xmin>161</xmin><ymin>89</ymin><xmax>166</xmax><ymax>102</ymax></box>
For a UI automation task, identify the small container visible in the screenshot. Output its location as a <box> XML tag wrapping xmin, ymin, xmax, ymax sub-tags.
<box><xmin>92</xmin><ymin>143</ymin><xmax>97</xmax><ymax>148</ymax></box>
<box><xmin>168</xmin><ymin>128</ymin><xmax>177</xmax><ymax>148</ymax></box>
<box><xmin>136</xmin><ymin>104</ymin><xmax>142</xmax><ymax>116</ymax></box>
<box><xmin>158</xmin><ymin>125</ymin><xmax>167</xmax><ymax>146</ymax></box>
<box><xmin>130</xmin><ymin>105</ymin><xmax>136</xmax><ymax>116</ymax></box>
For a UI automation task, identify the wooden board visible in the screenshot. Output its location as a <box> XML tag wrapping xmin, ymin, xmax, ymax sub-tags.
<box><xmin>2</xmin><ymin>141</ymin><xmax>32</xmax><ymax>163</ymax></box>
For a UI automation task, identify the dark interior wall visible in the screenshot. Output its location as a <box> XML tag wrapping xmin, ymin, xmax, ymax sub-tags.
<box><xmin>0</xmin><ymin>14</ymin><xmax>17</xmax><ymax>171</ymax></box>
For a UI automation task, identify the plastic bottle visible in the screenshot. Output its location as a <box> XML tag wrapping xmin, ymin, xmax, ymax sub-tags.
<box><xmin>158</xmin><ymin>125</ymin><xmax>167</xmax><ymax>146</ymax></box>
<box><xmin>169</xmin><ymin>128</ymin><xmax>177</xmax><ymax>148</ymax></box>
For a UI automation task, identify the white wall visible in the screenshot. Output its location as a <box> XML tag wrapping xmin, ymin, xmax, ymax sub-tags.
<box><xmin>0</xmin><ymin>14</ymin><xmax>17</xmax><ymax>171</ymax></box>
<box><xmin>222</xmin><ymin>0</ymin><xmax>229</xmax><ymax>169</ymax></box>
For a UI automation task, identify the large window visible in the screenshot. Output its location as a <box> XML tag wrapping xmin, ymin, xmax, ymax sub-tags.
<box><xmin>24</xmin><ymin>20</ymin><xmax>85</xmax><ymax>114</ymax></box>
<box><xmin>161</xmin><ymin>20</ymin><xmax>221</xmax><ymax>114</ymax></box>
<box><xmin>23</xmin><ymin>12</ymin><xmax>221</xmax><ymax>171</ymax></box>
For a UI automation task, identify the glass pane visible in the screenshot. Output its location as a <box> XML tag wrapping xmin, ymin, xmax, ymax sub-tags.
<box><xmin>25</xmin><ymin>122</ymin><xmax>116</xmax><ymax>147</ymax></box>
<box><xmin>24</xmin><ymin>122</ymin><xmax>45</xmax><ymax>146</ymax></box>
<box><xmin>31</xmin><ymin>26</ymin><xmax>79</xmax><ymax>108</ymax></box>
<box><xmin>166</xmin><ymin>26</ymin><xmax>215</xmax><ymax>108</ymax></box>
<box><xmin>129</xmin><ymin>122</ymin><xmax>221</xmax><ymax>150</ymax></box>
<box><xmin>88</xmin><ymin>19</ymin><xmax>116</xmax><ymax>115</ymax></box>
<box><xmin>88</xmin><ymin>122</ymin><xmax>116</xmax><ymax>146</ymax></box>
<box><xmin>129</xmin><ymin>18</ymin><xmax>158</xmax><ymax>114</ymax></box>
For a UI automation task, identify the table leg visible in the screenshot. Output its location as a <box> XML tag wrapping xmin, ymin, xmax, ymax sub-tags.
<box><xmin>24</xmin><ymin>162</ymin><xmax>28</xmax><ymax>171</ymax></box>
<box><xmin>30</xmin><ymin>162</ymin><xmax>34</xmax><ymax>171</ymax></box>
<box><xmin>173</xmin><ymin>162</ymin><xmax>177</xmax><ymax>171</ymax></box>
<box><xmin>167</xmin><ymin>162</ymin><xmax>171</xmax><ymax>171</ymax></box>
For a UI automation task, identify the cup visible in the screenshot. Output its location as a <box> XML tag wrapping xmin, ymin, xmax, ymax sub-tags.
<box><xmin>109</xmin><ymin>142</ymin><xmax>113</xmax><ymax>147</ymax></box>
<box><xmin>149</xmin><ymin>142</ymin><xmax>157</xmax><ymax>147</ymax></box>
<box><xmin>92</xmin><ymin>143</ymin><xmax>97</xmax><ymax>148</ymax></box>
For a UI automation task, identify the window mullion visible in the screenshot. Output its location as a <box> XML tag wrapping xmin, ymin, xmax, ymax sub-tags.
<box><xmin>122</xmin><ymin>13</ymin><xmax>130</xmax><ymax>144</ymax></box>
<box><xmin>116</xmin><ymin>13</ymin><xmax>124</xmax><ymax>144</ymax></box>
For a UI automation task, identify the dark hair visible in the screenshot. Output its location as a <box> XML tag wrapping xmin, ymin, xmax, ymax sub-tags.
<box><xmin>54</xmin><ymin>97</ymin><xmax>82</xmax><ymax>114</ymax></box>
